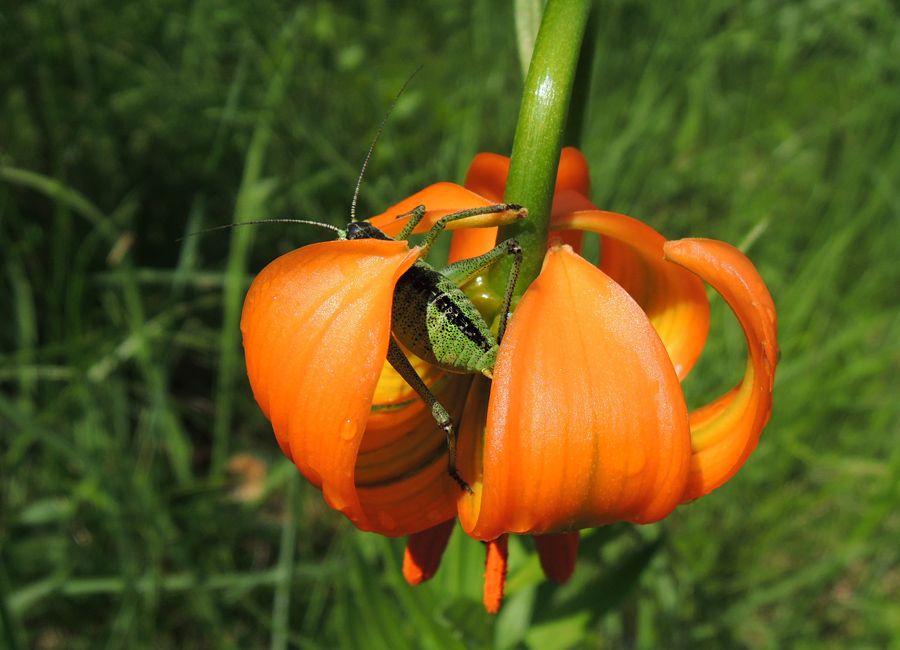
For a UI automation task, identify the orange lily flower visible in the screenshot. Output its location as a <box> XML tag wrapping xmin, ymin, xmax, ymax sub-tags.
<box><xmin>240</xmin><ymin>148</ymin><xmax>778</xmax><ymax>612</ymax></box>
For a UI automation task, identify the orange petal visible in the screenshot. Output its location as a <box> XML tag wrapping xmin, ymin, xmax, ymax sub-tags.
<box><xmin>534</xmin><ymin>531</ymin><xmax>580</xmax><ymax>584</ymax></box>
<box><xmin>353</xmin><ymin>374</ymin><xmax>471</xmax><ymax>536</ymax></box>
<box><xmin>552</xmin><ymin>210</ymin><xmax>710</xmax><ymax>380</ymax></box>
<box><xmin>403</xmin><ymin>518</ymin><xmax>456</xmax><ymax>585</ymax></box>
<box><xmin>241</xmin><ymin>239</ymin><xmax>418</xmax><ymax>531</ymax></box>
<box><xmin>483</xmin><ymin>535</ymin><xmax>509</xmax><ymax>614</ymax></box>
<box><xmin>448</xmin><ymin>227</ymin><xmax>501</xmax><ymax>264</ymax></box>
<box><xmin>458</xmin><ymin>244</ymin><xmax>692</xmax><ymax>540</ymax></box>
<box><xmin>464</xmin><ymin>152</ymin><xmax>510</xmax><ymax>202</ymax></box>
<box><xmin>556</xmin><ymin>147</ymin><xmax>591</xmax><ymax>197</ymax></box>
<box><xmin>440</xmin><ymin>154</ymin><xmax>513</xmax><ymax>260</ymax></box>
<box><xmin>663</xmin><ymin>239</ymin><xmax>778</xmax><ymax>501</ymax></box>
<box><xmin>543</xmin><ymin>148</ymin><xmax>592</xmax><ymax>253</ymax></box>
<box><xmin>368</xmin><ymin>183</ymin><xmax>498</xmax><ymax>238</ymax></box>
<box><xmin>452</xmin><ymin>147</ymin><xmax>590</xmax><ymax>260</ymax></box>
<box><xmin>462</xmin><ymin>147</ymin><xmax>589</xmax><ymax>200</ymax></box>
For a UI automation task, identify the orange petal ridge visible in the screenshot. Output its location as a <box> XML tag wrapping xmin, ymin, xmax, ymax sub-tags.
<box><xmin>663</xmin><ymin>239</ymin><xmax>778</xmax><ymax>501</ymax></box>
<box><xmin>552</xmin><ymin>209</ymin><xmax>710</xmax><ymax>380</ymax></box>
<box><xmin>458</xmin><ymin>244</ymin><xmax>692</xmax><ymax>540</ymax></box>
<box><xmin>241</xmin><ymin>239</ymin><xmax>418</xmax><ymax>532</ymax></box>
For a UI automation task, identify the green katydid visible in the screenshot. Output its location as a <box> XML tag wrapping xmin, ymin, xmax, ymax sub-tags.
<box><xmin>346</xmin><ymin>204</ymin><xmax>525</xmax><ymax>494</ymax></box>
<box><xmin>205</xmin><ymin>204</ymin><xmax>525</xmax><ymax>493</ymax></box>
<box><xmin>190</xmin><ymin>73</ymin><xmax>526</xmax><ymax>492</ymax></box>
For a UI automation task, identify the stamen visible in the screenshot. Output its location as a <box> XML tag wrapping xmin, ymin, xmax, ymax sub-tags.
<box><xmin>534</xmin><ymin>531</ymin><xmax>580</xmax><ymax>584</ymax></box>
<box><xmin>402</xmin><ymin>518</ymin><xmax>456</xmax><ymax>585</ymax></box>
<box><xmin>483</xmin><ymin>534</ymin><xmax>509</xmax><ymax>614</ymax></box>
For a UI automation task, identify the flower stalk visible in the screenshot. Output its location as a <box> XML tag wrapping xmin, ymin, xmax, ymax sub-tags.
<box><xmin>496</xmin><ymin>0</ymin><xmax>593</xmax><ymax>294</ymax></box>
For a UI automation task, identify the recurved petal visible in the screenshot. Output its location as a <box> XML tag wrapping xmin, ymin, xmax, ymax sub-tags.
<box><xmin>444</xmin><ymin>153</ymin><xmax>513</xmax><ymax>260</ymax></box>
<box><xmin>241</xmin><ymin>239</ymin><xmax>418</xmax><ymax>531</ymax></box>
<box><xmin>555</xmin><ymin>147</ymin><xmax>591</xmax><ymax>197</ymax></box>
<box><xmin>663</xmin><ymin>239</ymin><xmax>778</xmax><ymax>501</ymax></box>
<box><xmin>458</xmin><ymin>244</ymin><xmax>692</xmax><ymax>541</ymax></box>
<box><xmin>368</xmin><ymin>183</ymin><xmax>498</xmax><ymax>238</ymax></box>
<box><xmin>552</xmin><ymin>210</ymin><xmax>710</xmax><ymax>380</ymax></box>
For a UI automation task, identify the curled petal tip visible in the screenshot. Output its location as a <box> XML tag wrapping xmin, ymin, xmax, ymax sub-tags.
<box><xmin>663</xmin><ymin>238</ymin><xmax>778</xmax><ymax>501</ymax></box>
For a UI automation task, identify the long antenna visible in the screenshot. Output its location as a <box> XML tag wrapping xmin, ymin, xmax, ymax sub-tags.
<box><xmin>349</xmin><ymin>66</ymin><xmax>423</xmax><ymax>223</ymax></box>
<box><xmin>177</xmin><ymin>219</ymin><xmax>342</xmax><ymax>242</ymax></box>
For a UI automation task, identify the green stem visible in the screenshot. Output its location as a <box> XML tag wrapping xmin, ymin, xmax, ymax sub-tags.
<box><xmin>496</xmin><ymin>0</ymin><xmax>593</xmax><ymax>294</ymax></box>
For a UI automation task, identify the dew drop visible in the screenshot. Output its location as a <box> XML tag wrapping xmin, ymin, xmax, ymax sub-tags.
<box><xmin>329</xmin><ymin>493</ymin><xmax>349</xmax><ymax>511</ymax></box>
<box><xmin>339</xmin><ymin>419</ymin><xmax>357</xmax><ymax>441</ymax></box>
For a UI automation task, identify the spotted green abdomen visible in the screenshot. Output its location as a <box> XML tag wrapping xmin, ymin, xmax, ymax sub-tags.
<box><xmin>391</xmin><ymin>261</ymin><xmax>498</xmax><ymax>375</ymax></box>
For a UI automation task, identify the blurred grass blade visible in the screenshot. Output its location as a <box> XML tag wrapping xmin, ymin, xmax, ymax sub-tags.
<box><xmin>270</xmin><ymin>471</ymin><xmax>299</xmax><ymax>650</ymax></box>
<box><xmin>0</xmin><ymin>166</ymin><xmax>118</xmax><ymax>244</ymax></box>
<box><xmin>211</xmin><ymin>8</ymin><xmax>304</xmax><ymax>477</ymax></box>
<box><xmin>514</xmin><ymin>0</ymin><xmax>546</xmax><ymax>78</ymax></box>
<box><xmin>532</xmin><ymin>535</ymin><xmax>663</xmax><ymax>626</ymax></box>
<box><xmin>0</xmin><ymin>557</ymin><xmax>26</xmax><ymax>650</ymax></box>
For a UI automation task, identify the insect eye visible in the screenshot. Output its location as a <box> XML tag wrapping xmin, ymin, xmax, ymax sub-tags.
<box><xmin>347</xmin><ymin>222</ymin><xmax>391</xmax><ymax>241</ymax></box>
<box><xmin>346</xmin><ymin>223</ymin><xmax>363</xmax><ymax>240</ymax></box>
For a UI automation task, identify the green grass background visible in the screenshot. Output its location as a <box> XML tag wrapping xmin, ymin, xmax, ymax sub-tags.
<box><xmin>2</xmin><ymin>0</ymin><xmax>899</xmax><ymax>648</ymax></box>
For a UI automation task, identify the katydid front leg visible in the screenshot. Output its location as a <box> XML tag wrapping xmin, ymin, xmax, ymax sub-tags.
<box><xmin>385</xmin><ymin>336</ymin><xmax>472</xmax><ymax>493</ymax></box>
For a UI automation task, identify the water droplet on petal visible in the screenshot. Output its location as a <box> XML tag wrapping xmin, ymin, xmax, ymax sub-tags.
<box><xmin>339</xmin><ymin>419</ymin><xmax>357</xmax><ymax>440</ymax></box>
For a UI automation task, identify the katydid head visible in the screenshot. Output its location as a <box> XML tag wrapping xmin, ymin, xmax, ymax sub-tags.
<box><xmin>346</xmin><ymin>221</ymin><xmax>393</xmax><ymax>241</ymax></box>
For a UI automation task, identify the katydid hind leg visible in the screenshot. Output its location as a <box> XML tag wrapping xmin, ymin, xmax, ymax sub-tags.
<box><xmin>393</xmin><ymin>205</ymin><xmax>428</xmax><ymax>241</ymax></box>
<box><xmin>385</xmin><ymin>336</ymin><xmax>473</xmax><ymax>493</ymax></box>
<box><xmin>495</xmin><ymin>239</ymin><xmax>523</xmax><ymax>344</ymax></box>
<box><xmin>417</xmin><ymin>203</ymin><xmax>524</xmax><ymax>258</ymax></box>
